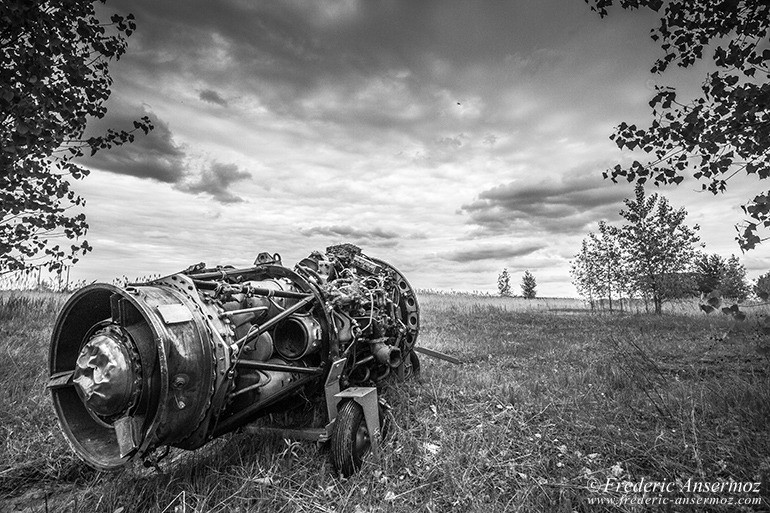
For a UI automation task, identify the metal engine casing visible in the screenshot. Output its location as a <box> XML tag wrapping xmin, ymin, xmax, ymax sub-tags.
<box><xmin>48</xmin><ymin>244</ymin><xmax>419</xmax><ymax>470</ymax></box>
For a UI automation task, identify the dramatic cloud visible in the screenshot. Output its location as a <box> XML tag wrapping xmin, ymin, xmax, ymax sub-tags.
<box><xmin>443</xmin><ymin>243</ymin><xmax>545</xmax><ymax>263</ymax></box>
<box><xmin>61</xmin><ymin>1</ymin><xmax>769</xmax><ymax>296</ymax></box>
<box><xmin>199</xmin><ymin>89</ymin><xmax>228</xmax><ymax>107</ymax></box>
<box><xmin>461</xmin><ymin>165</ymin><xmax>634</xmax><ymax>235</ymax></box>
<box><xmin>83</xmin><ymin>106</ymin><xmax>187</xmax><ymax>183</ymax></box>
<box><xmin>181</xmin><ymin>162</ymin><xmax>252</xmax><ymax>203</ymax></box>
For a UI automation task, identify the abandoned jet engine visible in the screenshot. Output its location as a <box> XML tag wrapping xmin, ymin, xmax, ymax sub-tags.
<box><xmin>48</xmin><ymin>244</ymin><xmax>419</xmax><ymax>475</ymax></box>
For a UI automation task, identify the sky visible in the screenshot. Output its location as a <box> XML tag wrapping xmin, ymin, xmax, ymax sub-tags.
<box><xmin>67</xmin><ymin>0</ymin><xmax>769</xmax><ymax>296</ymax></box>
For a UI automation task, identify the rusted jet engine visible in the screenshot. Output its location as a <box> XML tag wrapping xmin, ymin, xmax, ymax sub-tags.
<box><xmin>48</xmin><ymin>244</ymin><xmax>419</xmax><ymax>475</ymax></box>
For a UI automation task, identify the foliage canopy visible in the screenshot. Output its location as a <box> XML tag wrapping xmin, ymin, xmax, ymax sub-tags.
<box><xmin>587</xmin><ymin>0</ymin><xmax>770</xmax><ymax>250</ymax></box>
<box><xmin>693</xmin><ymin>252</ymin><xmax>751</xmax><ymax>300</ymax></box>
<box><xmin>571</xmin><ymin>184</ymin><xmax>701</xmax><ymax>313</ymax></box>
<box><xmin>0</xmin><ymin>0</ymin><xmax>153</xmax><ymax>274</ymax></box>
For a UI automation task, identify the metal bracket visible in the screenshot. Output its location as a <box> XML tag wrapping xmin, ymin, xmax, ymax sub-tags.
<box><xmin>324</xmin><ymin>358</ymin><xmax>347</xmax><ymax>422</ymax></box>
<box><xmin>335</xmin><ymin>386</ymin><xmax>380</xmax><ymax>458</ymax></box>
<box><xmin>114</xmin><ymin>415</ymin><xmax>142</xmax><ymax>458</ymax></box>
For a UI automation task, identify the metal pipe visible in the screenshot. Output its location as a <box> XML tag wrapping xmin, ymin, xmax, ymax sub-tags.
<box><xmin>219</xmin><ymin>306</ymin><xmax>268</xmax><ymax>317</ymax></box>
<box><xmin>190</xmin><ymin>279</ymin><xmax>220</xmax><ymax>290</ymax></box>
<box><xmin>235</xmin><ymin>360</ymin><xmax>323</xmax><ymax>375</ymax></box>
<box><xmin>192</xmin><ymin>278</ymin><xmax>313</xmax><ymax>300</ymax></box>
<box><xmin>229</xmin><ymin>372</ymin><xmax>271</xmax><ymax>398</ymax></box>
<box><xmin>245</xmin><ymin>286</ymin><xmax>312</xmax><ymax>299</ymax></box>
<box><xmin>187</xmin><ymin>266</ymin><xmax>263</xmax><ymax>280</ymax></box>
<box><xmin>353</xmin><ymin>355</ymin><xmax>374</xmax><ymax>367</ymax></box>
<box><xmin>234</xmin><ymin>295</ymin><xmax>316</xmax><ymax>349</ymax></box>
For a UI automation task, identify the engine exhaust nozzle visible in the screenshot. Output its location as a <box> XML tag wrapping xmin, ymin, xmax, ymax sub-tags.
<box><xmin>371</xmin><ymin>341</ymin><xmax>402</xmax><ymax>368</ymax></box>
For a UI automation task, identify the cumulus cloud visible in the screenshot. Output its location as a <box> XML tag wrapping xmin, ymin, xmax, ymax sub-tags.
<box><xmin>180</xmin><ymin>162</ymin><xmax>252</xmax><ymax>203</ymax></box>
<box><xmin>199</xmin><ymin>89</ymin><xmax>228</xmax><ymax>107</ymax></box>
<box><xmin>461</xmin><ymin>165</ymin><xmax>633</xmax><ymax>235</ymax></box>
<box><xmin>300</xmin><ymin>225</ymin><xmax>400</xmax><ymax>240</ymax></box>
<box><xmin>442</xmin><ymin>243</ymin><xmax>544</xmax><ymax>263</ymax></box>
<box><xmin>83</xmin><ymin>105</ymin><xmax>187</xmax><ymax>183</ymax></box>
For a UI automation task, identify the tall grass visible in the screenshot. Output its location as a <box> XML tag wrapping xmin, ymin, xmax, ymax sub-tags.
<box><xmin>0</xmin><ymin>291</ymin><xmax>768</xmax><ymax>511</ymax></box>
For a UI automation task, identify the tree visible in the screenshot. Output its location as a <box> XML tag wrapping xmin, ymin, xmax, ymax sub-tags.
<box><xmin>571</xmin><ymin>239</ymin><xmax>600</xmax><ymax>309</ymax></box>
<box><xmin>1</xmin><ymin>0</ymin><xmax>153</xmax><ymax>274</ymax></box>
<box><xmin>693</xmin><ymin>253</ymin><xmax>727</xmax><ymax>294</ymax></box>
<box><xmin>721</xmin><ymin>254</ymin><xmax>750</xmax><ymax>300</ymax></box>
<box><xmin>521</xmin><ymin>270</ymin><xmax>537</xmax><ymax>299</ymax></box>
<box><xmin>755</xmin><ymin>271</ymin><xmax>770</xmax><ymax>300</ymax></box>
<box><xmin>619</xmin><ymin>183</ymin><xmax>700</xmax><ymax>314</ymax></box>
<box><xmin>587</xmin><ymin>0</ymin><xmax>770</xmax><ymax>250</ymax></box>
<box><xmin>572</xmin><ymin>221</ymin><xmax>633</xmax><ymax>312</ymax></box>
<box><xmin>497</xmin><ymin>268</ymin><xmax>511</xmax><ymax>297</ymax></box>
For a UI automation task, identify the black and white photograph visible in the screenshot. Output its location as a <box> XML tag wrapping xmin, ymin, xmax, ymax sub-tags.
<box><xmin>2</xmin><ymin>0</ymin><xmax>769</xmax><ymax>511</ymax></box>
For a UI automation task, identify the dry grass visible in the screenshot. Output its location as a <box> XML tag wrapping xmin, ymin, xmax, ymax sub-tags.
<box><xmin>1</xmin><ymin>291</ymin><xmax>769</xmax><ymax>512</ymax></box>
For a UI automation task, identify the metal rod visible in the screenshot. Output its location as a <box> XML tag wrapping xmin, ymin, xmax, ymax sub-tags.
<box><xmin>187</xmin><ymin>266</ymin><xmax>263</xmax><ymax>280</ymax></box>
<box><xmin>229</xmin><ymin>377</ymin><xmax>271</xmax><ymax>398</ymax></box>
<box><xmin>219</xmin><ymin>306</ymin><xmax>268</xmax><ymax>317</ymax></box>
<box><xmin>235</xmin><ymin>360</ymin><xmax>324</xmax><ymax>375</ymax></box>
<box><xmin>192</xmin><ymin>279</ymin><xmax>313</xmax><ymax>300</ymax></box>
<box><xmin>244</xmin><ymin>286</ymin><xmax>312</xmax><ymax>299</ymax></box>
<box><xmin>234</xmin><ymin>294</ymin><xmax>316</xmax><ymax>349</ymax></box>
<box><xmin>414</xmin><ymin>346</ymin><xmax>462</xmax><ymax>365</ymax></box>
<box><xmin>242</xmin><ymin>426</ymin><xmax>328</xmax><ymax>442</ymax></box>
<box><xmin>353</xmin><ymin>355</ymin><xmax>374</xmax><ymax>367</ymax></box>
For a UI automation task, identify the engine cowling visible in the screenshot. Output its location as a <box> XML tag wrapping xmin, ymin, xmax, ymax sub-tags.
<box><xmin>48</xmin><ymin>244</ymin><xmax>419</xmax><ymax>470</ymax></box>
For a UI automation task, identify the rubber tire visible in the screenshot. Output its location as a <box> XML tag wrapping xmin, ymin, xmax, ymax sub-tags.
<box><xmin>331</xmin><ymin>401</ymin><xmax>370</xmax><ymax>477</ymax></box>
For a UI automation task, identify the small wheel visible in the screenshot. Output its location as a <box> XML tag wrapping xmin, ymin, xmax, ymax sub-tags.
<box><xmin>331</xmin><ymin>401</ymin><xmax>372</xmax><ymax>476</ymax></box>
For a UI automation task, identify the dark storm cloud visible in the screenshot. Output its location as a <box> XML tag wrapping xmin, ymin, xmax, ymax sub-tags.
<box><xmin>461</xmin><ymin>166</ymin><xmax>632</xmax><ymax>235</ymax></box>
<box><xmin>443</xmin><ymin>243</ymin><xmax>544</xmax><ymax>263</ymax></box>
<box><xmin>181</xmin><ymin>162</ymin><xmax>251</xmax><ymax>203</ymax></box>
<box><xmin>84</xmin><ymin>106</ymin><xmax>187</xmax><ymax>183</ymax></box>
<box><xmin>109</xmin><ymin>0</ymin><xmax>622</xmax><ymax>140</ymax></box>
<box><xmin>300</xmin><ymin>225</ymin><xmax>400</xmax><ymax>240</ymax></box>
<box><xmin>199</xmin><ymin>89</ymin><xmax>228</xmax><ymax>107</ymax></box>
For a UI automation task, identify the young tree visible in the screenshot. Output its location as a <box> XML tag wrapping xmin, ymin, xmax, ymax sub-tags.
<box><xmin>521</xmin><ymin>270</ymin><xmax>537</xmax><ymax>299</ymax></box>
<box><xmin>587</xmin><ymin>0</ymin><xmax>770</xmax><ymax>250</ymax></box>
<box><xmin>721</xmin><ymin>254</ymin><xmax>751</xmax><ymax>300</ymax></box>
<box><xmin>570</xmin><ymin>239</ymin><xmax>600</xmax><ymax>309</ymax></box>
<box><xmin>755</xmin><ymin>271</ymin><xmax>770</xmax><ymax>300</ymax></box>
<box><xmin>497</xmin><ymin>268</ymin><xmax>512</xmax><ymax>297</ymax></box>
<box><xmin>619</xmin><ymin>183</ymin><xmax>700</xmax><ymax>314</ymax></box>
<box><xmin>571</xmin><ymin>221</ymin><xmax>633</xmax><ymax>312</ymax></box>
<box><xmin>1</xmin><ymin>1</ymin><xmax>153</xmax><ymax>274</ymax></box>
<box><xmin>693</xmin><ymin>253</ymin><xmax>727</xmax><ymax>294</ymax></box>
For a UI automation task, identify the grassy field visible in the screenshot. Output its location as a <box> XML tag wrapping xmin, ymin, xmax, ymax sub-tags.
<box><xmin>1</xmin><ymin>291</ymin><xmax>769</xmax><ymax>512</ymax></box>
